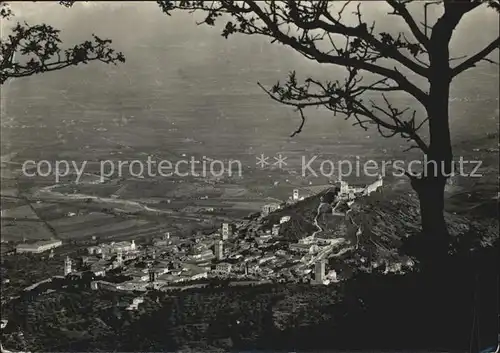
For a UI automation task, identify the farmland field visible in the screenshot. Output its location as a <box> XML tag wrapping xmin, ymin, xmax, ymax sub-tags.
<box><xmin>1</xmin><ymin>220</ymin><xmax>55</xmax><ymax>241</ymax></box>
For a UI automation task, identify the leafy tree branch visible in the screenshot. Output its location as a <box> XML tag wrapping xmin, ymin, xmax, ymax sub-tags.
<box><xmin>0</xmin><ymin>1</ymin><xmax>125</xmax><ymax>85</ymax></box>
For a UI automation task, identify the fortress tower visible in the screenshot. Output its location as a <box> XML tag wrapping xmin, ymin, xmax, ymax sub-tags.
<box><xmin>64</xmin><ymin>256</ymin><xmax>72</xmax><ymax>276</ymax></box>
<box><xmin>222</xmin><ymin>223</ymin><xmax>234</xmax><ymax>240</ymax></box>
<box><xmin>148</xmin><ymin>266</ymin><xmax>156</xmax><ymax>283</ymax></box>
<box><xmin>215</xmin><ymin>240</ymin><xmax>224</xmax><ymax>260</ymax></box>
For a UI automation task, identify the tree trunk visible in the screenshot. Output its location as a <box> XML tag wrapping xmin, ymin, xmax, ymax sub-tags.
<box><xmin>417</xmin><ymin>177</ymin><xmax>447</xmax><ymax>236</ymax></box>
<box><xmin>410</xmin><ymin>15</ymin><xmax>458</xmax><ymax>259</ymax></box>
<box><xmin>412</xmin><ymin>175</ymin><xmax>450</xmax><ymax>260</ymax></box>
<box><xmin>416</xmin><ymin>76</ymin><xmax>452</xmax><ymax>245</ymax></box>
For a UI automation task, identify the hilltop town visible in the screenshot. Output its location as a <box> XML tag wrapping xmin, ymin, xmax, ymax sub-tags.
<box><xmin>2</xmin><ymin>171</ymin><xmax>498</xmax><ymax>352</ymax></box>
<box><xmin>1</xmin><ymin>175</ymin><xmax>498</xmax><ymax>353</ymax></box>
<box><xmin>1</xmin><ymin>177</ymin><xmax>394</xmax><ymax>298</ymax></box>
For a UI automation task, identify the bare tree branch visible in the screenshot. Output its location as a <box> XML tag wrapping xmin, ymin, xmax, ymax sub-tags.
<box><xmin>450</xmin><ymin>37</ymin><xmax>500</xmax><ymax>77</ymax></box>
<box><xmin>159</xmin><ymin>1</ymin><xmax>429</xmax><ymax>105</ymax></box>
<box><xmin>257</xmin><ymin>69</ymin><xmax>429</xmax><ymax>153</ymax></box>
<box><xmin>290</xmin><ymin>106</ymin><xmax>306</xmax><ymax>137</ymax></box>
<box><xmin>386</xmin><ymin>0</ymin><xmax>429</xmax><ymax>49</ymax></box>
<box><xmin>285</xmin><ymin>0</ymin><xmax>430</xmax><ymax>78</ymax></box>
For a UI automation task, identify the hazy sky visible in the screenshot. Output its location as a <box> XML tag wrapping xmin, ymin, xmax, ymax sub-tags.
<box><xmin>2</xmin><ymin>1</ymin><xmax>499</xmax><ymax>155</ymax></box>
